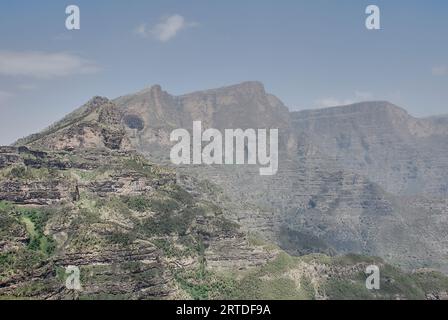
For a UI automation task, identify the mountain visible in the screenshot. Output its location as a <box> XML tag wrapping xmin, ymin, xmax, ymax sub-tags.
<box><xmin>8</xmin><ymin>81</ymin><xmax>448</xmax><ymax>291</ymax></box>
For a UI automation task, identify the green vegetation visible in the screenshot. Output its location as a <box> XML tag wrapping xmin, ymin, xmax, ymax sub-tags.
<box><xmin>2</xmin><ymin>164</ymin><xmax>62</xmax><ymax>181</ymax></box>
<box><xmin>141</xmin><ymin>207</ymin><xmax>196</xmax><ymax>236</ymax></box>
<box><xmin>324</xmin><ymin>278</ymin><xmax>374</xmax><ymax>300</ymax></box>
<box><xmin>121</xmin><ymin>156</ymin><xmax>159</xmax><ymax>179</ymax></box>
<box><xmin>0</xmin><ymin>202</ymin><xmax>55</xmax><ymax>282</ymax></box>
<box><xmin>231</xmin><ymin>253</ymin><xmax>314</xmax><ymax>300</ymax></box>
<box><xmin>321</xmin><ymin>256</ymin><xmax>443</xmax><ymax>300</ymax></box>
<box><xmin>175</xmin><ymin>268</ymin><xmax>239</xmax><ymax>300</ymax></box>
<box><xmin>124</xmin><ymin>195</ymin><xmax>152</xmax><ymax>212</ymax></box>
<box><xmin>19</xmin><ymin>207</ymin><xmax>56</xmax><ymax>255</ymax></box>
<box><xmin>107</xmin><ymin>229</ymin><xmax>136</xmax><ymax>246</ymax></box>
<box><xmin>174</xmin><ymin>249</ymin><xmax>448</xmax><ymax>300</ymax></box>
<box><xmin>412</xmin><ymin>270</ymin><xmax>448</xmax><ymax>293</ymax></box>
<box><xmin>175</xmin><ymin>253</ymin><xmax>312</xmax><ymax>300</ymax></box>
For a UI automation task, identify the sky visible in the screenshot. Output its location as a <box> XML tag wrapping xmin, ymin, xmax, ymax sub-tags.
<box><xmin>0</xmin><ymin>0</ymin><xmax>447</xmax><ymax>145</ymax></box>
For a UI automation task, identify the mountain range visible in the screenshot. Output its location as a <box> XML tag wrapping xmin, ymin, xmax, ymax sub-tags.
<box><xmin>1</xmin><ymin>81</ymin><xmax>447</xmax><ymax>300</ymax></box>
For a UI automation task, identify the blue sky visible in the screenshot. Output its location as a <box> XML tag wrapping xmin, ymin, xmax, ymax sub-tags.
<box><xmin>0</xmin><ymin>0</ymin><xmax>447</xmax><ymax>145</ymax></box>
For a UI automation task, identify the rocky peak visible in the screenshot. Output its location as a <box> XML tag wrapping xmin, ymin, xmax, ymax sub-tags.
<box><xmin>15</xmin><ymin>97</ymin><xmax>130</xmax><ymax>152</ymax></box>
<box><xmin>150</xmin><ymin>84</ymin><xmax>163</xmax><ymax>95</ymax></box>
<box><xmin>84</xmin><ymin>96</ymin><xmax>111</xmax><ymax>112</ymax></box>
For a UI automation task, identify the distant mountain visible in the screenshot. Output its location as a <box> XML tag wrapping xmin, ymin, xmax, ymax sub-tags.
<box><xmin>292</xmin><ymin>101</ymin><xmax>448</xmax><ymax>197</ymax></box>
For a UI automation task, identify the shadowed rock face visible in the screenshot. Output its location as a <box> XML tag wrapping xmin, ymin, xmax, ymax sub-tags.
<box><xmin>13</xmin><ymin>82</ymin><xmax>448</xmax><ymax>273</ymax></box>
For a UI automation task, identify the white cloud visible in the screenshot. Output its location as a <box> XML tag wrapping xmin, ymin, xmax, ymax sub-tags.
<box><xmin>432</xmin><ymin>65</ymin><xmax>447</xmax><ymax>76</ymax></box>
<box><xmin>135</xmin><ymin>14</ymin><xmax>198</xmax><ymax>42</ymax></box>
<box><xmin>315</xmin><ymin>91</ymin><xmax>374</xmax><ymax>108</ymax></box>
<box><xmin>0</xmin><ymin>51</ymin><xmax>99</xmax><ymax>79</ymax></box>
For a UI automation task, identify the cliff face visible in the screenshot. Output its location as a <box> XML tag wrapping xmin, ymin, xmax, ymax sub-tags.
<box><xmin>113</xmin><ymin>82</ymin><xmax>296</xmax><ymax>159</ymax></box>
<box><xmin>291</xmin><ymin>101</ymin><xmax>448</xmax><ymax>197</ymax></box>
